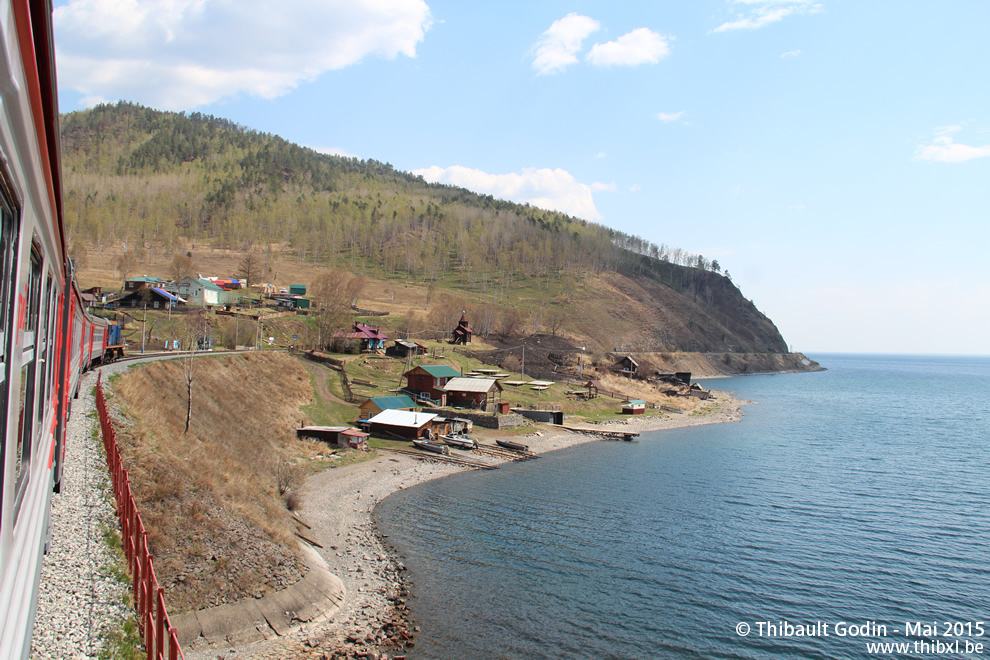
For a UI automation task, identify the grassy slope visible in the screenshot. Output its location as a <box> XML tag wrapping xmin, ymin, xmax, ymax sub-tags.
<box><xmin>109</xmin><ymin>352</ymin><xmax>352</xmax><ymax>612</ymax></box>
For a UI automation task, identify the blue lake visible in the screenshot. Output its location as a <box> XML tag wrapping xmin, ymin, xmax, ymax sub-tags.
<box><xmin>375</xmin><ymin>354</ymin><xmax>990</xmax><ymax>659</ymax></box>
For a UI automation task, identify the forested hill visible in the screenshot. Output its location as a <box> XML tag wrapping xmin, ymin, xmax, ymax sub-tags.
<box><xmin>60</xmin><ymin>101</ymin><xmax>789</xmax><ymax>355</ymax></box>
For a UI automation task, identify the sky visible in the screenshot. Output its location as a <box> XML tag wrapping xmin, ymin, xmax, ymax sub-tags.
<box><xmin>51</xmin><ymin>0</ymin><xmax>990</xmax><ymax>356</ymax></box>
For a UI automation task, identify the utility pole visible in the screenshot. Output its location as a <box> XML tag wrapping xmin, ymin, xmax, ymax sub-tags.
<box><xmin>521</xmin><ymin>344</ymin><xmax>525</xmax><ymax>379</ymax></box>
<box><xmin>142</xmin><ymin>303</ymin><xmax>146</xmax><ymax>354</ymax></box>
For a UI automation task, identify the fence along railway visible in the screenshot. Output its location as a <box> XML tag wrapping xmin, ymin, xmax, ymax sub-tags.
<box><xmin>0</xmin><ymin>3</ymin><xmax>180</xmax><ymax>657</ymax></box>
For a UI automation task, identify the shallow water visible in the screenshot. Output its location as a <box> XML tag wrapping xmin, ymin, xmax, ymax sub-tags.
<box><xmin>376</xmin><ymin>354</ymin><xmax>990</xmax><ymax>659</ymax></box>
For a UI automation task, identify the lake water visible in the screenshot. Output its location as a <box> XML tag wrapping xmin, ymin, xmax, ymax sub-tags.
<box><xmin>375</xmin><ymin>354</ymin><xmax>990</xmax><ymax>659</ymax></box>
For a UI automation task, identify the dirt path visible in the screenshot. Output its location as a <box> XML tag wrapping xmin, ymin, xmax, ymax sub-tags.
<box><xmin>297</xmin><ymin>357</ymin><xmax>351</xmax><ymax>407</ymax></box>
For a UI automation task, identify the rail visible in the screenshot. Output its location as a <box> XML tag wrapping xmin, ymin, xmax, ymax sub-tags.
<box><xmin>95</xmin><ymin>372</ymin><xmax>185</xmax><ymax>660</ymax></box>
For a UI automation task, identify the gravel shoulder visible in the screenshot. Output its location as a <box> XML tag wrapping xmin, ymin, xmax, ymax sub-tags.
<box><xmin>31</xmin><ymin>365</ymin><xmax>132</xmax><ymax>659</ymax></box>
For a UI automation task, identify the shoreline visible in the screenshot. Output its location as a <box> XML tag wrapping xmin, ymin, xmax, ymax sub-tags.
<box><xmin>191</xmin><ymin>390</ymin><xmax>751</xmax><ymax>659</ymax></box>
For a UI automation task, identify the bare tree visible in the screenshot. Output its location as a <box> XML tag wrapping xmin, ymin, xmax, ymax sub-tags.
<box><xmin>114</xmin><ymin>250</ymin><xmax>139</xmax><ymax>281</ymax></box>
<box><xmin>496</xmin><ymin>306</ymin><xmax>524</xmax><ymax>341</ymax></box>
<box><xmin>546</xmin><ymin>308</ymin><xmax>566</xmax><ymax>336</ymax></box>
<box><xmin>346</xmin><ymin>274</ymin><xmax>366</xmax><ymax>307</ymax></box>
<box><xmin>183</xmin><ymin>337</ymin><xmax>195</xmax><ymax>433</ymax></box>
<box><xmin>312</xmin><ymin>269</ymin><xmax>353</xmax><ymax>349</ymax></box>
<box><xmin>237</xmin><ymin>251</ymin><xmax>261</xmax><ymax>286</ymax></box>
<box><xmin>171</xmin><ymin>253</ymin><xmax>198</xmax><ymax>280</ymax></box>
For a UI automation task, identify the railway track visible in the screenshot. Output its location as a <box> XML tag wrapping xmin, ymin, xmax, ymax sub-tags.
<box><xmin>378</xmin><ymin>446</ymin><xmax>500</xmax><ymax>470</ymax></box>
<box><xmin>475</xmin><ymin>442</ymin><xmax>539</xmax><ymax>461</ymax></box>
<box><xmin>109</xmin><ymin>349</ymin><xmax>243</xmax><ymax>365</ymax></box>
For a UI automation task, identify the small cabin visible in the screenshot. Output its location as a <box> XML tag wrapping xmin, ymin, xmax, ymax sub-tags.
<box><xmin>613</xmin><ymin>355</ymin><xmax>639</xmax><ymax>378</ymax></box>
<box><xmin>621</xmin><ymin>399</ymin><xmax>647</xmax><ymax>415</ymax></box>
<box><xmin>365</xmin><ymin>409</ymin><xmax>438</xmax><ymax>440</ymax></box>
<box><xmin>439</xmin><ymin>377</ymin><xmax>503</xmax><ymax>410</ymax></box>
<box><xmin>386</xmin><ymin>339</ymin><xmax>428</xmax><ymax>358</ymax></box>
<box><xmin>296</xmin><ymin>426</ymin><xmax>370</xmax><ymax>450</ymax></box>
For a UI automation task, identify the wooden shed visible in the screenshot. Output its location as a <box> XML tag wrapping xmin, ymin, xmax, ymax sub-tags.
<box><xmin>438</xmin><ymin>377</ymin><xmax>503</xmax><ymax>410</ymax></box>
<box><xmin>621</xmin><ymin>399</ymin><xmax>647</xmax><ymax>415</ymax></box>
<box><xmin>613</xmin><ymin>355</ymin><xmax>639</xmax><ymax>378</ymax></box>
<box><xmin>366</xmin><ymin>409</ymin><xmax>438</xmax><ymax>440</ymax></box>
<box><xmin>296</xmin><ymin>426</ymin><xmax>370</xmax><ymax>450</ymax></box>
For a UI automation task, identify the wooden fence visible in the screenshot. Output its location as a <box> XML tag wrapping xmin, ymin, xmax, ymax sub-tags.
<box><xmin>95</xmin><ymin>372</ymin><xmax>184</xmax><ymax>660</ymax></box>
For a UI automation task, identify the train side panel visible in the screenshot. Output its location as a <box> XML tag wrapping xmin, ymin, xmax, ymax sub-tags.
<box><xmin>0</xmin><ymin>1</ymin><xmax>70</xmax><ymax>658</ymax></box>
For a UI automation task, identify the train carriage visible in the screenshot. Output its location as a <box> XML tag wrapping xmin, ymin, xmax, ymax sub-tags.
<box><xmin>0</xmin><ymin>1</ymin><xmax>103</xmax><ymax>657</ymax></box>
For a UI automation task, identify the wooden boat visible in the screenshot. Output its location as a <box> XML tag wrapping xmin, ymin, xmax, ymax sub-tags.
<box><xmin>496</xmin><ymin>439</ymin><xmax>529</xmax><ymax>452</ymax></box>
<box><xmin>441</xmin><ymin>434</ymin><xmax>477</xmax><ymax>450</ymax></box>
<box><xmin>413</xmin><ymin>439</ymin><xmax>450</xmax><ymax>455</ymax></box>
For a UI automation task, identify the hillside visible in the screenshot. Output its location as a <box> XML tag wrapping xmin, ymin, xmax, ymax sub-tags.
<box><xmin>62</xmin><ymin>101</ymin><xmax>797</xmax><ymax>357</ymax></box>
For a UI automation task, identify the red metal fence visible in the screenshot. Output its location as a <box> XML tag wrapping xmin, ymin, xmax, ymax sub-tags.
<box><xmin>95</xmin><ymin>372</ymin><xmax>185</xmax><ymax>660</ymax></box>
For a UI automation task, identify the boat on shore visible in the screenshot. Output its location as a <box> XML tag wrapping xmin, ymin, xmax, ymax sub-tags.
<box><xmin>441</xmin><ymin>434</ymin><xmax>477</xmax><ymax>450</ymax></box>
<box><xmin>413</xmin><ymin>439</ymin><xmax>450</xmax><ymax>455</ymax></box>
<box><xmin>496</xmin><ymin>439</ymin><xmax>529</xmax><ymax>452</ymax></box>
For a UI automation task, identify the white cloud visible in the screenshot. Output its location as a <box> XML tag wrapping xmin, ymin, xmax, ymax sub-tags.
<box><xmin>590</xmin><ymin>182</ymin><xmax>616</xmax><ymax>192</ymax></box>
<box><xmin>657</xmin><ymin>110</ymin><xmax>686</xmax><ymax>123</ymax></box>
<box><xmin>585</xmin><ymin>28</ymin><xmax>670</xmax><ymax>68</ymax></box>
<box><xmin>54</xmin><ymin>0</ymin><xmax>433</xmax><ymax>110</ymax></box>
<box><xmin>934</xmin><ymin>124</ymin><xmax>962</xmax><ymax>135</ymax></box>
<box><xmin>714</xmin><ymin>1</ymin><xmax>821</xmax><ymax>33</ymax></box>
<box><xmin>531</xmin><ymin>13</ymin><xmax>600</xmax><ymax>75</ymax></box>
<box><xmin>595</xmin><ymin>152</ymin><xmax>607</xmax><ymax>159</ymax></box>
<box><xmin>628</xmin><ymin>184</ymin><xmax>641</xmax><ymax>192</ymax></box>
<box><xmin>914</xmin><ymin>136</ymin><xmax>990</xmax><ymax>163</ymax></box>
<box><xmin>780</xmin><ymin>49</ymin><xmax>802</xmax><ymax>58</ymax></box>
<box><xmin>412</xmin><ymin>164</ymin><xmax>605</xmax><ymax>220</ymax></box>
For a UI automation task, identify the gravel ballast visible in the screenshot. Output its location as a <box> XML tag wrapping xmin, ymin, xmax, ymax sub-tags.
<box><xmin>31</xmin><ymin>364</ymin><xmax>135</xmax><ymax>659</ymax></box>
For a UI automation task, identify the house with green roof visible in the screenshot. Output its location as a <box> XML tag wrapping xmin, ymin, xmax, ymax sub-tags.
<box><xmin>358</xmin><ymin>394</ymin><xmax>418</xmax><ymax>419</ymax></box>
<box><xmin>124</xmin><ymin>275</ymin><xmax>167</xmax><ymax>292</ymax></box>
<box><xmin>402</xmin><ymin>365</ymin><xmax>462</xmax><ymax>403</ymax></box>
<box><xmin>163</xmin><ymin>276</ymin><xmax>239</xmax><ymax>307</ymax></box>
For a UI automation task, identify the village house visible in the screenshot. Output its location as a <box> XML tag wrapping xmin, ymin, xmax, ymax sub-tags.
<box><xmin>124</xmin><ymin>276</ymin><xmax>167</xmax><ymax>292</ymax></box>
<box><xmin>452</xmin><ymin>312</ymin><xmax>472</xmax><ymax>345</ymax></box>
<box><xmin>613</xmin><ymin>355</ymin><xmax>639</xmax><ymax>378</ymax></box>
<box><xmin>333</xmin><ymin>322</ymin><xmax>388</xmax><ymax>352</ymax></box>
<box><xmin>112</xmin><ymin>287</ymin><xmax>185</xmax><ymax>310</ymax></box>
<box><xmin>439</xmin><ymin>377</ymin><xmax>503</xmax><ymax>410</ymax></box>
<box><xmin>358</xmin><ymin>394</ymin><xmax>419</xmax><ymax>419</ymax></box>
<box><xmin>386</xmin><ymin>339</ymin><xmax>428</xmax><ymax>358</ymax></box>
<box><xmin>402</xmin><ymin>365</ymin><xmax>461</xmax><ymax>403</ymax></box>
<box><xmin>162</xmin><ymin>276</ymin><xmax>238</xmax><ymax>307</ymax></box>
<box><xmin>364</xmin><ymin>409</ymin><xmax>438</xmax><ymax>440</ymax></box>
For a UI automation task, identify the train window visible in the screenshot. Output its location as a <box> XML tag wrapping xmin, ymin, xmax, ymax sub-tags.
<box><xmin>0</xmin><ymin>169</ymin><xmax>16</xmax><ymax>520</ymax></box>
<box><xmin>0</xmin><ymin>186</ymin><xmax>12</xmax><ymax>405</ymax></box>
<box><xmin>36</xmin><ymin>273</ymin><xmax>52</xmax><ymax>425</ymax></box>
<box><xmin>15</xmin><ymin>243</ymin><xmax>42</xmax><ymax>501</ymax></box>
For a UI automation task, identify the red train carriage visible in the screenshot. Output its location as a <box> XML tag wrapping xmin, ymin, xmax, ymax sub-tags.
<box><xmin>0</xmin><ymin>1</ymin><xmax>111</xmax><ymax>657</ymax></box>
